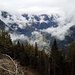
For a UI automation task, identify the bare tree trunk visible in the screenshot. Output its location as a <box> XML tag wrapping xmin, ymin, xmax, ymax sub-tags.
<box><xmin>71</xmin><ymin>54</ymin><xmax>73</xmax><ymax>75</ymax></box>
<box><xmin>2</xmin><ymin>54</ymin><xmax>18</xmax><ymax>75</ymax></box>
<box><xmin>54</xmin><ymin>62</ymin><xmax>56</xmax><ymax>75</ymax></box>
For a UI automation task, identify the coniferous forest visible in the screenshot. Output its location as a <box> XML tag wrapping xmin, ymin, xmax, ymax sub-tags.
<box><xmin>0</xmin><ymin>29</ymin><xmax>75</xmax><ymax>75</ymax></box>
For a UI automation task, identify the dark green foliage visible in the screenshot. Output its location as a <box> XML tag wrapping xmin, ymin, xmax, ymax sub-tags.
<box><xmin>0</xmin><ymin>30</ymin><xmax>75</xmax><ymax>75</ymax></box>
<box><xmin>66</xmin><ymin>41</ymin><xmax>75</xmax><ymax>75</ymax></box>
<box><xmin>67</xmin><ymin>41</ymin><xmax>75</xmax><ymax>61</ymax></box>
<box><xmin>34</xmin><ymin>42</ymin><xmax>38</xmax><ymax>69</ymax></box>
<box><xmin>50</xmin><ymin>39</ymin><xmax>63</xmax><ymax>75</ymax></box>
<box><xmin>0</xmin><ymin>30</ymin><xmax>12</xmax><ymax>54</ymax></box>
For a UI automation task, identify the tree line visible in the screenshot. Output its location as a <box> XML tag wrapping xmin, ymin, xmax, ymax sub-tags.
<box><xmin>0</xmin><ymin>30</ymin><xmax>75</xmax><ymax>75</ymax></box>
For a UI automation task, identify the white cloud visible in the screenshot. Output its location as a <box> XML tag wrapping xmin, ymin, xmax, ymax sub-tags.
<box><xmin>10</xmin><ymin>33</ymin><xmax>29</xmax><ymax>41</ymax></box>
<box><xmin>0</xmin><ymin>0</ymin><xmax>75</xmax><ymax>41</ymax></box>
<box><xmin>10</xmin><ymin>31</ymin><xmax>49</xmax><ymax>48</ymax></box>
<box><xmin>41</xmin><ymin>19</ymin><xmax>75</xmax><ymax>40</ymax></box>
<box><xmin>30</xmin><ymin>31</ymin><xmax>48</xmax><ymax>46</ymax></box>
<box><xmin>0</xmin><ymin>0</ymin><xmax>75</xmax><ymax>14</ymax></box>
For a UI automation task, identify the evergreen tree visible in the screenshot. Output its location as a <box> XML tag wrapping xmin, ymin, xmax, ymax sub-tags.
<box><xmin>50</xmin><ymin>39</ymin><xmax>63</xmax><ymax>75</ymax></box>
<box><xmin>0</xmin><ymin>31</ymin><xmax>12</xmax><ymax>54</ymax></box>
<box><xmin>34</xmin><ymin>42</ymin><xmax>38</xmax><ymax>69</ymax></box>
<box><xmin>67</xmin><ymin>41</ymin><xmax>75</xmax><ymax>75</ymax></box>
<box><xmin>67</xmin><ymin>41</ymin><xmax>75</xmax><ymax>61</ymax></box>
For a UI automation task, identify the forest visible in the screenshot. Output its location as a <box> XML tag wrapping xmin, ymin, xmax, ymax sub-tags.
<box><xmin>0</xmin><ymin>29</ymin><xmax>75</xmax><ymax>75</ymax></box>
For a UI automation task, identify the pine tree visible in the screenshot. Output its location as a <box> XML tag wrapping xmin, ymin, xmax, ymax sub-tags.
<box><xmin>67</xmin><ymin>41</ymin><xmax>75</xmax><ymax>75</ymax></box>
<box><xmin>34</xmin><ymin>42</ymin><xmax>38</xmax><ymax>69</ymax></box>
<box><xmin>50</xmin><ymin>39</ymin><xmax>63</xmax><ymax>75</ymax></box>
<box><xmin>0</xmin><ymin>31</ymin><xmax>12</xmax><ymax>54</ymax></box>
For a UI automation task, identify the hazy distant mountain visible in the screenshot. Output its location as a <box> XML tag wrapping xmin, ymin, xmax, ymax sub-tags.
<box><xmin>0</xmin><ymin>11</ymin><xmax>75</xmax><ymax>49</ymax></box>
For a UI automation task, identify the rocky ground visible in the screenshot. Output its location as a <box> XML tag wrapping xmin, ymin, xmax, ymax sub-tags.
<box><xmin>0</xmin><ymin>54</ymin><xmax>42</xmax><ymax>75</ymax></box>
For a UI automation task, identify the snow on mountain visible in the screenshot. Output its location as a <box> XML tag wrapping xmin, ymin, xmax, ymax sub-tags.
<box><xmin>0</xmin><ymin>10</ymin><xmax>75</xmax><ymax>49</ymax></box>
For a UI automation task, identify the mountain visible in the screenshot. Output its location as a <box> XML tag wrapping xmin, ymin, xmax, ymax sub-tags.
<box><xmin>0</xmin><ymin>10</ymin><xmax>75</xmax><ymax>49</ymax></box>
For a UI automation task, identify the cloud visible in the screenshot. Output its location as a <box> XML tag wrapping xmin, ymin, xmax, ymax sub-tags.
<box><xmin>9</xmin><ymin>31</ymin><xmax>49</xmax><ymax>48</ymax></box>
<box><xmin>9</xmin><ymin>33</ymin><xmax>29</xmax><ymax>41</ymax></box>
<box><xmin>30</xmin><ymin>31</ymin><xmax>48</xmax><ymax>47</ymax></box>
<box><xmin>0</xmin><ymin>0</ymin><xmax>75</xmax><ymax>14</ymax></box>
<box><xmin>41</xmin><ymin>14</ymin><xmax>75</xmax><ymax>40</ymax></box>
<box><xmin>0</xmin><ymin>0</ymin><xmax>75</xmax><ymax>42</ymax></box>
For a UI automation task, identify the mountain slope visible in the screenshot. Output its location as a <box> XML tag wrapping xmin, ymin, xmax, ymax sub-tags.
<box><xmin>0</xmin><ymin>10</ymin><xmax>75</xmax><ymax>49</ymax></box>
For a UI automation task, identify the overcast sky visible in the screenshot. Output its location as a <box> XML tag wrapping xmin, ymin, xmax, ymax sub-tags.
<box><xmin>0</xmin><ymin>0</ymin><xmax>75</xmax><ymax>14</ymax></box>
